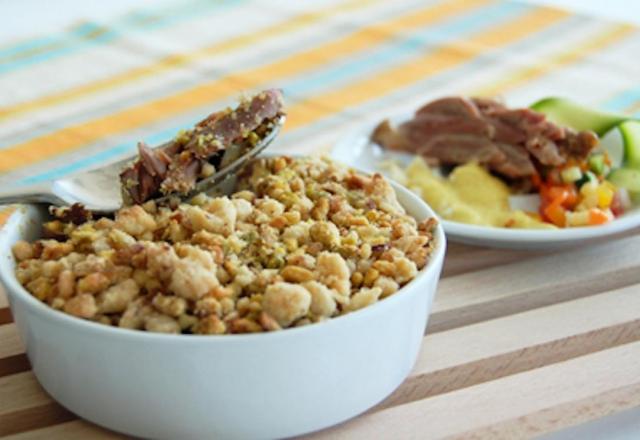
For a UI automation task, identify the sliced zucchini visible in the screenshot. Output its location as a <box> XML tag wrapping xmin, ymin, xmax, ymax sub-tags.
<box><xmin>618</xmin><ymin>120</ymin><xmax>640</xmax><ymax>170</ymax></box>
<box><xmin>608</xmin><ymin>168</ymin><xmax>640</xmax><ymax>201</ymax></box>
<box><xmin>530</xmin><ymin>97</ymin><xmax>634</xmax><ymax>137</ymax></box>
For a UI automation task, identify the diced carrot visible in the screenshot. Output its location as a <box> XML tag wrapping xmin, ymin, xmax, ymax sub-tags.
<box><xmin>543</xmin><ymin>203</ymin><xmax>566</xmax><ymax>227</ymax></box>
<box><xmin>547</xmin><ymin>186</ymin><xmax>568</xmax><ymax>203</ymax></box>
<box><xmin>539</xmin><ymin>184</ymin><xmax>551</xmax><ymax>202</ymax></box>
<box><xmin>564</xmin><ymin>186</ymin><xmax>579</xmax><ymax>208</ymax></box>
<box><xmin>543</xmin><ymin>185</ymin><xmax>578</xmax><ymax>208</ymax></box>
<box><xmin>588</xmin><ymin>208</ymin><xmax>610</xmax><ymax>225</ymax></box>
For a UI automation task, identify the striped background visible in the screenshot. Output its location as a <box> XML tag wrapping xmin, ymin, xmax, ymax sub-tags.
<box><xmin>0</xmin><ymin>0</ymin><xmax>638</xmax><ymax>216</ymax></box>
<box><xmin>1</xmin><ymin>3</ymin><xmax>640</xmax><ymax>438</ymax></box>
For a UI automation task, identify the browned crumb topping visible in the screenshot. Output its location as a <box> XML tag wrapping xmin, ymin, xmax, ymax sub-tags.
<box><xmin>14</xmin><ymin>156</ymin><xmax>437</xmax><ymax>335</ymax></box>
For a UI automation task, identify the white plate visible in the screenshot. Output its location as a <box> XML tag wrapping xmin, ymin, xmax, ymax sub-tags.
<box><xmin>331</xmin><ymin>115</ymin><xmax>640</xmax><ymax>250</ymax></box>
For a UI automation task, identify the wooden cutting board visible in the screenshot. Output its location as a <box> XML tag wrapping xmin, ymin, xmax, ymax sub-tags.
<box><xmin>1</xmin><ymin>231</ymin><xmax>639</xmax><ymax>439</ymax></box>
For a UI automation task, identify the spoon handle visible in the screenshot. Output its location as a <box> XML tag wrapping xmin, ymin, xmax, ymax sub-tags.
<box><xmin>0</xmin><ymin>182</ymin><xmax>61</xmax><ymax>206</ymax></box>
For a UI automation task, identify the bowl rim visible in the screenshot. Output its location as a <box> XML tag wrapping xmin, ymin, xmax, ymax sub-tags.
<box><xmin>0</xmin><ymin>177</ymin><xmax>446</xmax><ymax>344</ymax></box>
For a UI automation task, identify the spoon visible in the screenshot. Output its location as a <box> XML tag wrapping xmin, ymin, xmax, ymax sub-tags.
<box><xmin>0</xmin><ymin>115</ymin><xmax>284</xmax><ymax>214</ymax></box>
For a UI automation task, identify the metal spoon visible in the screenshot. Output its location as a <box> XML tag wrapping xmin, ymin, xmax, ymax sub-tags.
<box><xmin>0</xmin><ymin>115</ymin><xmax>284</xmax><ymax>214</ymax></box>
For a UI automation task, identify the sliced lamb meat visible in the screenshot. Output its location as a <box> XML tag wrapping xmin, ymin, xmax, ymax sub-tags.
<box><xmin>492</xmin><ymin>142</ymin><xmax>536</xmax><ymax>177</ymax></box>
<box><xmin>525</xmin><ymin>135</ymin><xmax>565</xmax><ymax>166</ymax></box>
<box><xmin>417</xmin><ymin>135</ymin><xmax>506</xmax><ymax>166</ymax></box>
<box><xmin>119</xmin><ymin>89</ymin><xmax>285</xmax><ymax>205</ymax></box>
<box><xmin>185</xmin><ymin>89</ymin><xmax>284</xmax><ymax>158</ymax></box>
<box><xmin>401</xmin><ymin>113</ymin><xmax>493</xmax><ymax>140</ymax></box>
<box><xmin>563</xmin><ymin>130</ymin><xmax>599</xmax><ymax>159</ymax></box>
<box><xmin>137</xmin><ymin>142</ymin><xmax>170</xmax><ymax>178</ymax></box>
<box><xmin>161</xmin><ymin>155</ymin><xmax>202</xmax><ymax>195</ymax></box>
<box><xmin>372</xmin><ymin>120</ymin><xmax>413</xmax><ymax>152</ymax></box>
<box><xmin>470</xmin><ymin>97</ymin><xmax>508</xmax><ymax>114</ymax></box>
<box><xmin>484</xmin><ymin>106</ymin><xmax>565</xmax><ymax>165</ymax></box>
<box><xmin>376</xmin><ymin>113</ymin><xmax>494</xmax><ymax>153</ymax></box>
<box><xmin>372</xmin><ymin>96</ymin><xmax>598</xmax><ymax>180</ymax></box>
<box><xmin>486</xmin><ymin>116</ymin><xmax>527</xmax><ymax>145</ymax></box>
<box><xmin>416</xmin><ymin>96</ymin><xmax>482</xmax><ymax>119</ymax></box>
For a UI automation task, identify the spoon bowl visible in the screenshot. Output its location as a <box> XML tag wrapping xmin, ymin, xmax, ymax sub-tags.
<box><xmin>0</xmin><ymin>115</ymin><xmax>285</xmax><ymax>213</ymax></box>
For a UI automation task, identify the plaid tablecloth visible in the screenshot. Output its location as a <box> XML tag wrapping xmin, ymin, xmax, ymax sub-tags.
<box><xmin>0</xmin><ymin>0</ymin><xmax>639</xmax><ymax>217</ymax></box>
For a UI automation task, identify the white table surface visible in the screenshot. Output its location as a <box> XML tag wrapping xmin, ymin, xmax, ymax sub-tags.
<box><xmin>1</xmin><ymin>0</ymin><xmax>639</xmax><ymax>439</ymax></box>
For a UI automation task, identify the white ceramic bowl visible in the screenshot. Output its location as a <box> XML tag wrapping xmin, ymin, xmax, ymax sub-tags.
<box><xmin>0</xmin><ymin>180</ymin><xmax>445</xmax><ymax>440</ymax></box>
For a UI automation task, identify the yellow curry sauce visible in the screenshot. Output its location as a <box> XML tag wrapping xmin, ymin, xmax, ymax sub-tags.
<box><xmin>390</xmin><ymin>159</ymin><xmax>555</xmax><ymax>229</ymax></box>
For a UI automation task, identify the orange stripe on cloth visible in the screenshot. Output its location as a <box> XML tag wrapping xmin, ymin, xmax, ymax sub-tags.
<box><xmin>623</xmin><ymin>99</ymin><xmax>640</xmax><ymax>114</ymax></box>
<box><xmin>0</xmin><ymin>207</ymin><xmax>16</xmax><ymax>227</ymax></box>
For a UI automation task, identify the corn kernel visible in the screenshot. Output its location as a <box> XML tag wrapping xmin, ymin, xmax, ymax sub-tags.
<box><xmin>596</xmin><ymin>183</ymin><xmax>614</xmax><ymax>208</ymax></box>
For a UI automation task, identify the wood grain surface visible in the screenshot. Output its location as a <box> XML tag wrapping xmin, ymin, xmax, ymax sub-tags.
<box><xmin>1</xmin><ymin>233</ymin><xmax>639</xmax><ymax>439</ymax></box>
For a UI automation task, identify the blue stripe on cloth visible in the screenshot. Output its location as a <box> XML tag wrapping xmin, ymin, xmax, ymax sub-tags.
<box><xmin>0</xmin><ymin>36</ymin><xmax>59</xmax><ymax>60</ymax></box>
<box><xmin>0</xmin><ymin>0</ymin><xmax>223</xmax><ymax>60</ymax></box>
<box><xmin>600</xmin><ymin>87</ymin><xmax>640</xmax><ymax>112</ymax></box>
<box><xmin>0</xmin><ymin>0</ymin><xmax>245</xmax><ymax>74</ymax></box>
<box><xmin>19</xmin><ymin>1</ymin><xmax>532</xmax><ymax>184</ymax></box>
<box><xmin>20</xmin><ymin>127</ymin><xmax>182</xmax><ymax>184</ymax></box>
